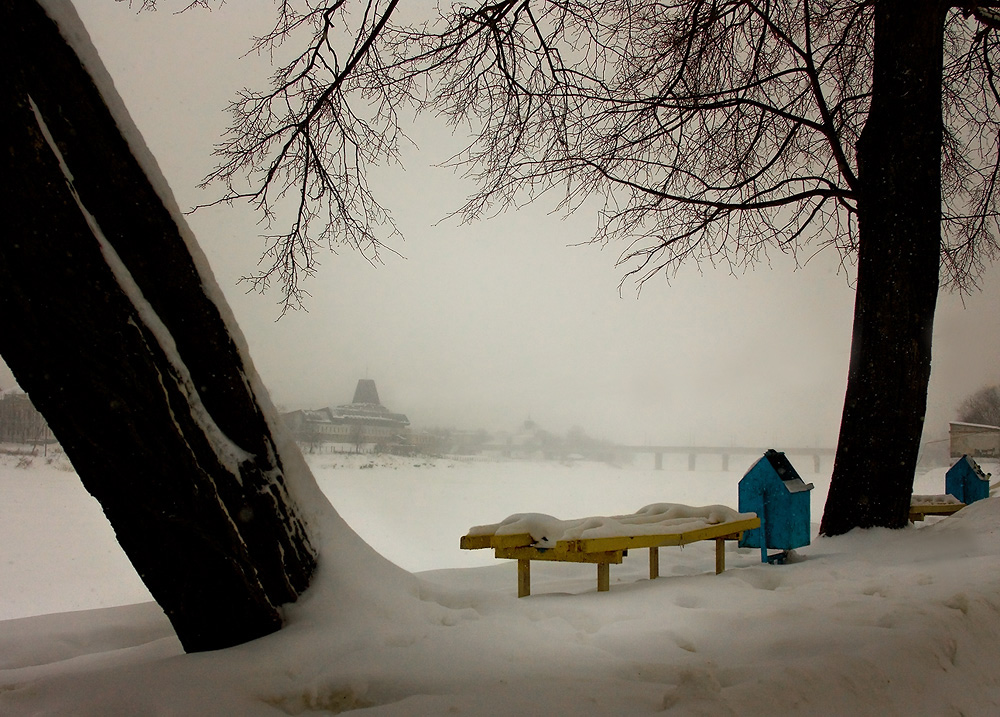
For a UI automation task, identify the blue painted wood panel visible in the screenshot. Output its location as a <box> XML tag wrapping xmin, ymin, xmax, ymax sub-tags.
<box><xmin>739</xmin><ymin>450</ymin><xmax>814</xmax><ymax>556</ymax></box>
<box><xmin>945</xmin><ymin>455</ymin><xmax>991</xmax><ymax>504</ymax></box>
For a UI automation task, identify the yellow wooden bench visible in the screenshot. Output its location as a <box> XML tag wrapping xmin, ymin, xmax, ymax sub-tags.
<box><xmin>461</xmin><ymin>515</ymin><xmax>760</xmax><ymax>597</ymax></box>
<box><xmin>908</xmin><ymin>495</ymin><xmax>965</xmax><ymax>522</ymax></box>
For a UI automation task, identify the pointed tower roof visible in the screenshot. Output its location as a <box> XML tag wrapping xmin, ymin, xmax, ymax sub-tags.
<box><xmin>352</xmin><ymin>379</ymin><xmax>381</xmax><ymax>405</ymax></box>
<box><xmin>327</xmin><ymin>378</ymin><xmax>409</xmax><ymax>427</ymax></box>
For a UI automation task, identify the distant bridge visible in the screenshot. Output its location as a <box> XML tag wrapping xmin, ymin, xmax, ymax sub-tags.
<box><xmin>617</xmin><ymin>445</ymin><xmax>836</xmax><ymax>473</ymax></box>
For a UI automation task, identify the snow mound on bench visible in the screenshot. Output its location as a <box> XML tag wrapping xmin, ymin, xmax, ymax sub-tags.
<box><xmin>911</xmin><ymin>494</ymin><xmax>963</xmax><ymax>505</ymax></box>
<box><xmin>468</xmin><ymin>503</ymin><xmax>755</xmax><ymax>548</ymax></box>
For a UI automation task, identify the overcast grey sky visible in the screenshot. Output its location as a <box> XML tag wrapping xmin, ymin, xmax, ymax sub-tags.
<box><xmin>3</xmin><ymin>1</ymin><xmax>998</xmax><ymax>449</ymax></box>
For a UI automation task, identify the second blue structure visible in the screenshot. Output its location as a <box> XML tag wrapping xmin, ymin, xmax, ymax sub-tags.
<box><xmin>739</xmin><ymin>449</ymin><xmax>814</xmax><ymax>563</ymax></box>
<box><xmin>946</xmin><ymin>454</ymin><xmax>992</xmax><ymax>505</ymax></box>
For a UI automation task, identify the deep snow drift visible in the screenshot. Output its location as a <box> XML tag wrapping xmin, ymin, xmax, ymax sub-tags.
<box><xmin>2</xmin><ymin>451</ymin><xmax>999</xmax><ymax>715</ymax></box>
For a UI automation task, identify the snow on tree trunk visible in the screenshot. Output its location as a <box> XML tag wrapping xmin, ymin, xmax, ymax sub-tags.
<box><xmin>0</xmin><ymin>0</ymin><xmax>316</xmax><ymax>651</ymax></box>
<box><xmin>820</xmin><ymin>1</ymin><xmax>946</xmax><ymax>536</ymax></box>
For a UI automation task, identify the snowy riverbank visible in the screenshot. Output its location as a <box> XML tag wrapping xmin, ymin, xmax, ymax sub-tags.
<box><xmin>2</xmin><ymin>452</ymin><xmax>999</xmax><ymax>714</ymax></box>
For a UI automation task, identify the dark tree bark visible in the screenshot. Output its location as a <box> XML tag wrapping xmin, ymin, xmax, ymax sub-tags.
<box><xmin>820</xmin><ymin>1</ymin><xmax>946</xmax><ymax>535</ymax></box>
<box><xmin>0</xmin><ymin>0</ymin><xmax>316</xmax><ymax>651</ymax></box>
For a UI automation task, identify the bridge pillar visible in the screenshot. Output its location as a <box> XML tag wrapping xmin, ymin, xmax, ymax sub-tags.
<box><xmin>722</xmin><ymin>453</ymin><xmax>730</xmax><ymax>471</ymax></box>
<box><xmin>813</xmin><ymin>454</ymin><xmax>821</xmax><ymax>473</ymax></box>
<box><xmin>654</xmin><ymin>452</ymin><xmax>663</xmax><ymax>470</ymax></box>
<box><xmin>688</xmin><ymin>453</ymin><xmax>696</xmax><ymax>471</ymax></box>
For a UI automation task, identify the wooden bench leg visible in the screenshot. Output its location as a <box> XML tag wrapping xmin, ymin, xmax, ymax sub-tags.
<box><xmin>649</xmin><ymin>546</ymin><xmax>659</xmax><ymax>580</ymax></box>
<box><xmin>597</xmin><ymin>562</ymin><xmax>610</xmax><ymax>592</ymax></box>
<box><xmin>518</xmin><ymin>558</ymin><xmax>531</xmax><ymax>598</ymax></box>
<box><xmin>715</xmin><ymin>538</ymin><xmax>726</xmax><ymax>574</ymax></box>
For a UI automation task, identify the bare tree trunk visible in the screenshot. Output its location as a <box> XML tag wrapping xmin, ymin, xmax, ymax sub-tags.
<box><xmin>820</xmin><ymin>1</ymin><xmax>946</xmax><ymax>535</ymax></box>
<box><xmin>0</xmin><ymin>0</ymin><xmax>316</xmax><ymax>650</ymax></box>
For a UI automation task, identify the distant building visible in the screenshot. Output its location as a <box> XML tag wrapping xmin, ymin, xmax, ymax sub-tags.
<box><xmin>487</xmin><ymin>419</ymin><xmax>562</xmax><ymax>460</ymax></box>
<box><xmin>283</xmin><ymin>379</ymin><xmax>413</xmax><ymax>454</ymax></box>
<box><xmin>0</xmin><ymin>390</ymin><xmax>51</xmax><ymax>446</ymax></box>
<box><xmin>950</xmin><ymin>421</ymin><xmax>1000</xmax><ymax>458</ymax></box>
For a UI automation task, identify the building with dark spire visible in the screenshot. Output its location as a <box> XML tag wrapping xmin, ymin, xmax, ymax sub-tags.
<box><xmin>351</xmin><ymin>378</ymin><xmax>381</xmax><ymax>405</ymax></box>
<box><xmin>283</xmin><ymin>379</ymin><xmax>412</xmax><ymax>453</ymax></box>
<box><xmin>327</xmin><ymin>379</ymin><xmax>410</xmax><ymax>435</ymax></box>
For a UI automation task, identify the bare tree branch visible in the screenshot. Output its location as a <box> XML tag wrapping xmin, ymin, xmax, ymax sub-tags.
<box><xmin>170</xmin><ymin>1</ymin><xmax>999</xmax><ymax>308</ymax></box>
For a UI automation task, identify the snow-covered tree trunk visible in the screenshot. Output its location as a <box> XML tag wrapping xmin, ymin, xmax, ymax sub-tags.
<box><xmin>0</xmin><ymin>0</ymin><xmax>316</xmax><ymax>651</ymax></box>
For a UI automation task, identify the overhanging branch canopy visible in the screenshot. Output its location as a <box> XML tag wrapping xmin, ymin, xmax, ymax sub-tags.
<box><xmin>193</xmin><ymin>0</ymin><xmax>1000</xmax><ymax>306</ymax></box>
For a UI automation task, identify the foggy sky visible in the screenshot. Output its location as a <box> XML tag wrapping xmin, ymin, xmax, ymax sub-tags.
<box><xmin>3</xmin><ymin>1</ymin><xmax>998</xmax><ymax>450</ymax></box>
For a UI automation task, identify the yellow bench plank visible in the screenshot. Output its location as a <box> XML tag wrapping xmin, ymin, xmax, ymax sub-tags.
<box><xmin>460</xmin><ymin>532</ymin><xmax>533</xmax><ymax>550</ymax></box>
<box><xmin>459</xmin><ymin>534</ymin><xmax>493</xmax><ymax>550</ymax></box>
<box><xmin>908</xmin><ymin>502</ymin><xmax>965</xmax><ymax>521</ymax></box>
<box><xmin>495</xmin><ymin>546</ymin><xmax>624</xmax><ymax>564</ymax></box>
<box><xmin>491</xmin><ymin>532</ymin><xmax>535</xmax><ymax>549</ymax></box>
<box><xmin>460</xmin><ymin>514</ymin><xmax>759</xmax><ymax>597</ymax></box>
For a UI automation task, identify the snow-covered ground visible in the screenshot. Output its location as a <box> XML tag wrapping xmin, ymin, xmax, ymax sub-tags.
<box><xmin>2</xmin><ymin>450</ymin><xmax>1000</xmax><ymax>715</ymax></box>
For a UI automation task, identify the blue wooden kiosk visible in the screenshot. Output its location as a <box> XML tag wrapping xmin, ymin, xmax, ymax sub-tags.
<box><xmin>739</xmin><ymin>449</ymin><xmax>814</xmax><ymax>563</ymax></box>
<box><xmin>946</xmin><ymin>454</ymin><xmax>992</xmax><ymax>505</ymax></box>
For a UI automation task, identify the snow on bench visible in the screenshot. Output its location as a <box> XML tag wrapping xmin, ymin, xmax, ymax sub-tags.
<box><xmin>909</xmin><ymin>494</ymin><xmax>965</xmax><ymax>522</ymax></box>
<box><xmin>461</xmin><ymin>503</ymin><xmax>760</xmax><ymax>597</ymax></box>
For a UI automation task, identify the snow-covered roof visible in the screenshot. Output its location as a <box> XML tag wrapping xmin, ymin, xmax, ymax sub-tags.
<box><xmin>778</xmin><ymin>475</ymin><xmax>814</xmax><ymax>493</ymax></box>
<box><xmin>300</xmin><ymin>409</ymin><xmax>332</xmax><ymax>422</ymax></box>
<box><xmin>953</xmin><ymin>454</ymin><xmax>992</xmax><ymax>480</ymax></box>
<box><xmin>288</xmin><ymin>390</ymin><xmax>411</xmax><ymax>428</ymax></box>
<box><xmin>329</xmin><ymin>404</ymin><xmax>410</xmax><ymax>427</ymax></box>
